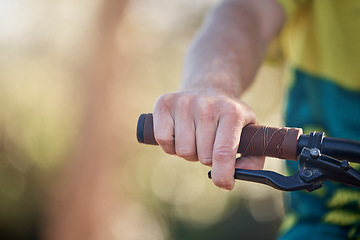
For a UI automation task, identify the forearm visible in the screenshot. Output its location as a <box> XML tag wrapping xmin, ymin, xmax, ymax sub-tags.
<box><xmin>153</xmin><ymin>0</ymin><xmax>285</xmax><ymax>190</ymax></box>
<box><xmin>181</xmin><ymin>0</ymin><xmax>285</xmax><ymax>97</ymax></box>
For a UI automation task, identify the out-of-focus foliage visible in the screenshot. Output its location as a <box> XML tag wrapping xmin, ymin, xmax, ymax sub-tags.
<box><xmin>0</xmin><ymin>0</ymin><xmax>286</xmax><ymax>239</ymax></box>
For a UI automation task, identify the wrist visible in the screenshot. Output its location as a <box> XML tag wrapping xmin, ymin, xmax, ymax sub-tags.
<box><xmin>180</xmin><ymin>70</ymin><xmax>241</xmax><ymax>99</ymax></box>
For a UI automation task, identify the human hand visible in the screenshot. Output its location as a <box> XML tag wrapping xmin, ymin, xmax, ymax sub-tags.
<box><xmin>153</xmin><ymin>89</ymin><xmax>265</xmax><ymax>191</ymax></box>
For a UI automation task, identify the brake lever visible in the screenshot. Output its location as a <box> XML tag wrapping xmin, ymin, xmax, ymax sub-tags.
<box><xmin>208</xmin><ymin>147</ymin><xmax>360</xmax><ymax>192</ymax></box>
<box><xmin>233</xmin><ymin>168</ymin><xmax>323</xmax><ymax>192</ymax></box>
<box><xmin>298</xmin><ymin>147</ymin><xmax>360</xmax><ymax>189</ymax></box>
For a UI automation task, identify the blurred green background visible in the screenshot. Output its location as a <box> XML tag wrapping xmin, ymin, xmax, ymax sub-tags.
<box><xmin>0</xmin><ymin>0</ymin><xmax>288</xmax><ymax>239</ymax></box>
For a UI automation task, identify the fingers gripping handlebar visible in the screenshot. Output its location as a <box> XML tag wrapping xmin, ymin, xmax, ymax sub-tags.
<box><xmin>137</xmin><ymin>113</ymin><xmax>303</xmax><ymax>160</ymax></box>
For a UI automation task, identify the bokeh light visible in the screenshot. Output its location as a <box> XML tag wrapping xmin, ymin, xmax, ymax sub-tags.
<box><xmin>0</xmin><ymin>0</ymin><xmax>287</xmax><ymax>239</ymax></box>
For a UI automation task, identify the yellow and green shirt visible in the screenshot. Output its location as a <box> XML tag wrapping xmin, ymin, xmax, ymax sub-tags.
<box><xmin>276</xmin><ymin>1</ymin><xmax>360</xmax><ymax>239</ymax></box>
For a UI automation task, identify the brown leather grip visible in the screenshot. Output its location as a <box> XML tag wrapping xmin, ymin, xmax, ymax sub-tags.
<box><xmin>137</xmin><ymin>113</ymin><xmax>302</xmax><ymax>160</ymax></box>
<box><xmin>238</xmin><ymin>124</ymin><xmax>302</xmax><ymax>160</ymax></box>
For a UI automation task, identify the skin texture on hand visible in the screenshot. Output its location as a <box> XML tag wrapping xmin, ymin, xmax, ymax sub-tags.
<box><xmin>153</xmin><ymin>89</ymin><xmax>265</xmax><ymax>191</ymax></box>
<box><xmin>153</xmin><ymin>0</ymin><xmax>285</xmax><ymax>191</ymax></box>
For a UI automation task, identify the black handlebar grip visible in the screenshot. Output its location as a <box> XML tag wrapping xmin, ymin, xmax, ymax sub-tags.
<box><xmin>137</xmin><ymin>113</ymin><xmax>302</xmax><ymax>160</ymax></box>
<box><xmin>137</xmin><ymin>113</ymin><xmax>157</xmax><ymax>145</ymax></box>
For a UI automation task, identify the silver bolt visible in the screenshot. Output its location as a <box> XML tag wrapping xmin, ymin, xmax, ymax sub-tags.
<box><xmin>341</xmin><ymin>161</ymin><xmax>350</xmax><ymax>170</ymax></box>
<box><xmin>303</xmin><ymin>169</ymin><xmax>313</xmax><ymax>177</ymax></box>
<box><xmin>310</xmin><ymin>148</ymin><xmax>320</xmax><ymax>158</ymax></box>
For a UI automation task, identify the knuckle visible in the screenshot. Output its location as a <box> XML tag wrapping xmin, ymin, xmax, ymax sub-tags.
<box><xmin>176</xmin><ymin>95</ymin><xmax>193</xmax><ymax>112</ymax></box>
<box><xmin>154</xmin><ymin>93</ymin><xmax>176</xmax><ymax>111</ymax></box>
<box><xmin>198</xmin><ymin>156</ymin><xmax>212</xmax><ymax>166</ymax></box>
<box><xmin>246</xmin><ymin>109</ymin><xmax>257</xmax><ymax>124</ymax></box>
<box><xmin>159</xmin><ymin>92</ymin><xmax>176</xmax><ymax>103</ymax></box>
<box><xmin>224</xmin><ymin>103</ymin><xmax>242</xmax><ymax>117</ymax></box>
<box><xmin>222</xmin><ymin>104</ymin><xmax>247</xmax><ymax>125</ymax></box>
<box><xmin>198</xmin><ymin>97</ymin><xmax>216</xmax><ymax>111</ymax></box>
<box><xmin>197</xmin><ymin>99</ymin><xmax>217</xmax><ymax>122</ymax></box>
<box><xmin>213</xmin><ymin>146</ymin><xmax>235</xmax><ymax>160</ymax></box>
<box><xmin>155</xmin><ymin>134</ymin><xmax>174</xmax><ymax>147</ymax></box>
<box><xmin>176</xmin><ymin>147</ymin><xmax>197</xmax><ymax>160</ymax></box>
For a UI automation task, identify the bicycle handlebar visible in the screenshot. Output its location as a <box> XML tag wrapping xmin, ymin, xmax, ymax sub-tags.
<box><xmin>137</xmin><ymin>113</ymin><xmax>360</xmax><ymax>191</ymax></box>
<box><xmin>137</xmin><ymin>113</ymin><xmax>360</xmax><ymax>164</ymax></box>
<box><xmin>297</xmin><ymin>135</ymin><xmax>360</xmax><ymax>164</ymax></box>
<box><xmin>137</xmin><ymin>113</ymin><xmax>302</xmax><ymax>160</ymax></box>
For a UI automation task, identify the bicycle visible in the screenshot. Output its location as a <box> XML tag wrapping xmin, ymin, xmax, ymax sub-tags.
<box><xmin>137</xmin><ymin>113</ymin><xmax>360</xmax><ymax>191</ymax></box>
